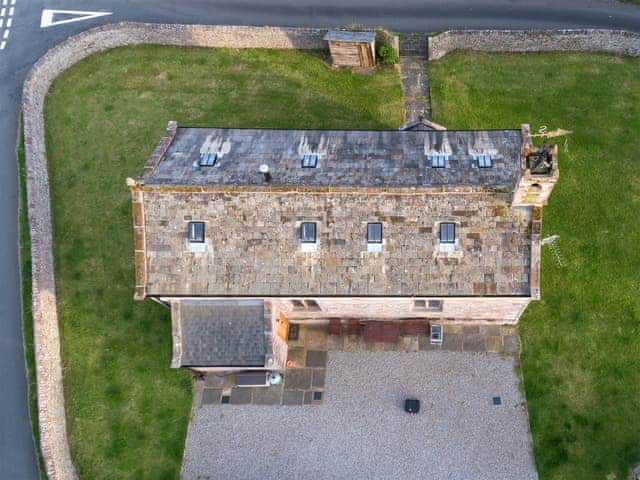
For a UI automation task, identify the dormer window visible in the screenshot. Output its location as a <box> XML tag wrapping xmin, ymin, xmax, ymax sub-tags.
<box><xmin>474</xmin><ymin>153</ymin><xmax>493</xmax><ymax>168</ymax></box>
<box><xmin>301</xmin><ymin>153</ymin><xmax>319</xmax><ymax>168</ymax></box>
<box><xmin>427</xmin><ymin>152</ymin><xmax>448</xmax><ymax>168</ymax></box>
<box><xmin>300</xmin><ymin>222</ymin><xmax>317</xmax><ymax>243</ymax></box>
<box><xmin>199</xmin><ymin>152</ymin><xmax>217</xmax><ymax>167</ymax></box>
<box><xmin>188</xmin><ymin>221</ymin><xmax>205</xmax><ymax>243</ymax></box>
<box><xmin>439</xmin><ymin>222</ymin><xmax>456</xmax><ymax>244</ymax></box>
<box><xmin>367</xmin><ymin>222</ymin><xmax>382</xmax><ymax>244</ymax></box>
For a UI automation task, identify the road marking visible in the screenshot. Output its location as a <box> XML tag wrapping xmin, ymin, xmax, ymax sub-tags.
<box><xmin>3</xmin><ymin>29</ymin><xmax>9</xmax><ymax>39</ymax></box>
<box><xmin>10</xmin><ymin>0</ymin><xmax>15</xmax><ymax>4</ymax></box>
<box><xmin>5</xmin><ymin>17</ymin><xmax>10</xmax><ymax>27</ymax></box>
<box><xmin>0</xmin><ymin>0</ymin><xmax>12</xmax><ymax>52</ymax></box>
<box><xmin>0</xmin><ymin>8</ymin><xmax>5</xmax><ymax>16</ymax></box>
<box><xmin>8</xmin><ymin>6</ymin><xmax>13</xmax><ymax>15</ymax></box>
<box><xmin>40</xmin><ymin>9</ymin><xmax>112</xmax><ymax>28</ymax></box>
<box><xmin>1</xmin><ymin>0</ymin><xmax>6</xmax><ymax>6</ymax></box>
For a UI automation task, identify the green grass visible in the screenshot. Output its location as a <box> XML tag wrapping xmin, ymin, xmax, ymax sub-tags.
<box><xmin>17</xmin><ymin>117</ymin><xmax>47</xmax><ymax>480</ymax></box>
<box><xmin>43</xmin><ymin>45</ymin><xmax>403</xmax><ymax>479</ymax></box>
<box><xmin>430</xmin><ymin>51</ymin><xmax>640</xmax><ymax>479</ymax></box>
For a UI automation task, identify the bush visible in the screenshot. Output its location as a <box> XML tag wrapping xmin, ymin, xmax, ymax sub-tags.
<box><xmin>378</xmin><ymin>44</ymin><xmax>399</xmax><ymax>65</ymax></box>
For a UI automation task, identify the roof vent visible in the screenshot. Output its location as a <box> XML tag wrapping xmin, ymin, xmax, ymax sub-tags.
<box><xmin>259</xmin><ymin>164</ymin><xmax>271</xmax><ymax>182</ymax></box>
<box><xmin>199</xmin><ymin>152</ymin><xmax>217</xmax><ymax>167</ymax></box>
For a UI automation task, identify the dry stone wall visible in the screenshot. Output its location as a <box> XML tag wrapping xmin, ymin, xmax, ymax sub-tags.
<box><xmin>429</xmin><ymin>29</ymin><xmax>640</xmax><ymax>60</ymax></box>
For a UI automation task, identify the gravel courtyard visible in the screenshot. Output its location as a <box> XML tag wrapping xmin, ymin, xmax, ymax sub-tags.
<box><xmin>182</xmin><ymin>351</ymin><xmax>537</xmax><ymax>480</ymax></box>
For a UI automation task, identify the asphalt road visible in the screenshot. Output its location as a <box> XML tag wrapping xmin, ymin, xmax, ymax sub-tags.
<box><xmin>2</xmin><ymin>0</ymin><xmax>640</xmax><ymax>478</ymax></box>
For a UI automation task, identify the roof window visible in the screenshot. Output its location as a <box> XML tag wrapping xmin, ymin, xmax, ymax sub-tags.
<box><xmin>188</xmin><ymin>221</ymin><xmax>205</xmax><ymax>243</ymax></box>
<box><xmin>474</xmin><ymin>153</ymin><xmax>493</xmax><ymax>168</ymax></box>
<box><xmin>367</xmin><ymin>222</ymin><xmax>383</xmax><ymax>244</ymax></box>
<box><xmin>300</xmin><ymin>222</ymin><xmax>317</xmax><ymax>243</ymax></box>
<box><xmin>427</xmin><ymin>152</ymin><xmax>448</xmax><ymax>168</ymax></box>
<box><xmin>439</xmin><ymin>222</ymin><xmax>456</xmax><ymax>244</ymax></box>
<box><xmin>199</xmin><ymin>152</ymin><xmax>218</xmax><ymax>167</ymax></box>
<box><xmin>301</xmin><ymin>153</ymin><xmax>319</xmax><ymax>168</ymax></box>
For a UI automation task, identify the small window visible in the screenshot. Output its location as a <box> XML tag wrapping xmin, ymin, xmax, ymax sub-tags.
<box><xmin>301</xmin><ymin>153</ymin><xmax>319</xmax><ymax>168</ymax></box>
<box><xmin>413</xmin><ymin>299</ymin><xmax>427</xmax><ymax>311</ymax></box>
<box><xmin>427</xmin><ymin>153</ymin><xmax>447</xmax><ymax>168</ymax></box>
<box><xmin>430</xmin><ymin>324</ymin><xmax>443</xmax><ymax>345</ymax></box>
<box><xmin>428</xmin><ymin>299</ymin><xmax>443</xmax><ymax>312</ymax></box>
<box><xmin>439</xmin><ymin>223</ymin><xmax>456</xmax><ymax>244</ymax></box>
<box><xmin>474</xmin><ymin>153</ymin><xmax>493</xmax><ymax>168</ymax></box>
<box><xmin>188</xmin><ymin>221</ymin><xmax>205</xmax><ymax>243</ymax></box>
<box><xmin>300</xmin><ymin>222</ymin><xmax>317</xmax><ymax>243</ymax></box>
<box><xmin>199</xmin><ymin>152</ymin><xmax>217</xmax><ymax>167</ymax></box>
<box><xmin>367</xmin><ymin>222</ymin><xmax>383</xmax><ymax>244</ymax></box>
<box><xmin>290</xmin><ymin>299</ymin><xmax>305</xmax><ymax>310</ymax></box>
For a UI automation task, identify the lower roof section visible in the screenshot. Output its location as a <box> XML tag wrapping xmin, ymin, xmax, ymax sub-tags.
<box><xmin>173</xmin><ymin>299</ymin><xmax>266</xmax><ymax>367</ymax></box>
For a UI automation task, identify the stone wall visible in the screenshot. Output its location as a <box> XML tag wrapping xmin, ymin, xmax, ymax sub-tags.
<box><xmin>428</xmin><ymin>29</ymin><xmax>640</xmax><ymax>60</ymax></box>
<box><xmin>20</xmin><ymin>21</ymin><xmax>348</xmax><ymax>480</ymax></box>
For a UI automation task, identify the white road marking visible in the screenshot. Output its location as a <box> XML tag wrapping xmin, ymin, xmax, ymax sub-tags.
<box><xmin>8</xmin><ymin>6</ymin><xmax>13</xmax><ymax>15</ymax></box>
<box><xmin>1</xmin><ymin>0</ymin><xmax>14</xmax><ymax>52</ymax></box>
<box><xmin>1</xmin><ymin>0</ymin><xmax>6</xmax><ymax>6</ymax></box>
<box><xmin>3</xmin><ymin>29</ymin><xmax>9</xmax><ymax>39</ymax></box>
<box><xmin>6</xmin><ymin>17</ymin><xmax>10</xmax><ymax>27</ymax></box>
<box><xmin>0</xmin><ymin>8</ymin><xmax>6</xmax><ymax>17</ymax></box>
<box><xmin>0</xmin><ymin>41</ymin><xmax>5</xmax><ymax>50</ymax></box>
<box><xmin>40</xmin><ymin>9</ymin><xmax>111</xmax><ymax>28</ymax></box>
<box><xmin>10</xmin><ymin>0</ymin><xmax>15</xmax><ymax>4</ymax></box>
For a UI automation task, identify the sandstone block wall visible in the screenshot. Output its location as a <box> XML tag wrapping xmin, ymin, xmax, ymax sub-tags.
<box><xmin>428</xmin><ymin>29</ymin><xmax>640</xmax><ymax>60</ymax></box>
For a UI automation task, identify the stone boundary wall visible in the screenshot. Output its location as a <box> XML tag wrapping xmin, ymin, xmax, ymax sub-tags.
<box><xmin>21</xmin><ymin>21</ymin><xmax>340</xmax><ymax>480</ymax></box>
<box><xmin>428</xmin><ymin>29</ymin><xmax>640</xmax><ymax>60</ymax></box>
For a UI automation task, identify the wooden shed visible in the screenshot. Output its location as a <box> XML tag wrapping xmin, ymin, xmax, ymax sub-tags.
<box><xmin>323</xmin><ymin>30</ymin><xmax>376</xmax><ymax>68</ymax></box>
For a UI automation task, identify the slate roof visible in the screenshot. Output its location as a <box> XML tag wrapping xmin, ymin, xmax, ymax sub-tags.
<box><xmin>144</xmin><ymin>128</ymin><xmax>523</xmax><ymax>190</ymax></box>
<box><xmin>177</xmin><ymin>300</ymin><xmax>266</xmax><ymax>367</ymax></box>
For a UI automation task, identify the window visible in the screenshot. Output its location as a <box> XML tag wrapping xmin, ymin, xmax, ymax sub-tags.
<box><xmin>300</xmin><ymin>222</ymin><xmax>317</xmax><ymax>243</ymax></box>
<box><xmin>439</xmin><ymin>223</ymin><xmax>456</xmax><ymax>244</ymax></box>
<box><xmin>301</xmin><ymin>153</ymin><xmax>319</xmax><ymax>168</ymax></box>
<box><xmin>427</xmin><ymin>152</ymin><xmax>448</xmax><ymax>168</ymax></box>
<box><xmin>199</xmin><ymin>152</ymin><xmax>217</xmax><ymax>167</ymax></box>
<box><xmin>413</xmin><ymin>299</ymin><xmax>427</xmax><ymax>310</ymax></box>
<box><xmin>428</xmin><ymin>299</ymin><xmax>443</xmax><ymax>312</ymax></box>
<box><xmin>430</xmin><ymin>324</ymin><xmax>443</xmax><ymax>345</ymax></box>
<box><xmin>187</xmin><ymin>221</ymin><xmax>205</xmax><ymax>243</ymax></box>
<box><xmin>367</xmin><ymin>222</ymin><xmax>383</xmax><ymax>244</ymax></box>
<box><xmin>290</xmin><ymin>299</ymin><xmax>305</xmax><ymax>310</ymax></box>
<box><xmin>290</xmin><ymin>299</ymin><xmax>321</xmax><ymax>312</ymax></box>
<box><xmin>474</xmin><ymin>153</ymin><xmax>493</xmax><ymax>168</ymax></box>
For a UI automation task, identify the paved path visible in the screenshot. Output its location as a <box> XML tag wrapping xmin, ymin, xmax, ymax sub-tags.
<box><xmin>183</xmin><ymin>351</ymin><xmax>537</xmax><ymax>480</ymax></box>
<box><xmin>400</xmin><ymin>55</ymin><xmax>431</xmax><ymax>120</ymax></box>
<box><xmin>2</xmin><ymin>0</ymin><xmax>640</xmax><ymax>477</ymax></box>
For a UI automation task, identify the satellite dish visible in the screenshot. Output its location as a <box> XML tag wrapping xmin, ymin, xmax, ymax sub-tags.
<box><xmin>259</xmin><ymin>164</ymin><xmax>270</xmax><ymax>173</ymax></box>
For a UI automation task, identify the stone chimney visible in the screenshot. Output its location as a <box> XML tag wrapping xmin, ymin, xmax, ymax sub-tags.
<box><xmin>512</xmin><ymin>124</ymin><xmax>559</xmax><ymax>207</ymax></box>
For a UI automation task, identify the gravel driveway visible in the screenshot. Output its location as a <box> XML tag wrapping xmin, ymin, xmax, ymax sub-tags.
<box><xmin>182</xmin><ymin>351</ymin><xmax>537</xmax><ymax>480</ymax></box>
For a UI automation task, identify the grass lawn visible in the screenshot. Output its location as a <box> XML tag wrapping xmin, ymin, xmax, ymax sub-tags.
<box><xmin>430</xmin><ymin>51</ymin><xmax>640</xmax><ymax>479</ymax></box>
<box><xmin>43</xmin><ymin>45</ymin><xmax>403</xmax><ymax>479</ymax></box>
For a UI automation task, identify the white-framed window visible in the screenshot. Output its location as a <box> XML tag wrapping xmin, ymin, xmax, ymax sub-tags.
<box><xmin>188</xmin><ymin>221</ymin><xmax>205</xmax><ymax>243</ymax></box>
<box><xmin>439</xmin><ymin>222</ymin><xmax>456</xmax><ymax>244</ymax></box>
<box><xmin>300</xmin><ymin>222</ymin><xmax>318</xmax><ymax>252</ymax></box>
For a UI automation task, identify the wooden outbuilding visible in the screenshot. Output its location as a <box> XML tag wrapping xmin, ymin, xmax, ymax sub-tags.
<box><xmin>323</xmin><ymin>30</ymin><xmax>376</xmax><ymax>68</ymax></box>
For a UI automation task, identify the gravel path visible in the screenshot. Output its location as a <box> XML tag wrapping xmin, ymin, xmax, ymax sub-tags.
<box><xmin>182</xmin><ymin>351</ymin><xmax>537</xmax><ymax>480</ymax></box>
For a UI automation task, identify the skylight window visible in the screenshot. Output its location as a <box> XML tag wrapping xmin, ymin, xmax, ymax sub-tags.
<box><xmin>474</xmin><ymin>153</ymin><xmax>493</xmax><ymax>168</ymax></box>
<box><xmin>439</xmin><ymin>222</ymin><xmax>456</xmax><ymax>244</ymax></box>
<box><xmin>300</xmin><ymin>222</ymin><xmax>317</xmax><ymax>243</ymax></box>
<box><xmin>367</xmin><ymin>222</ymin><xmax>383</xmax><ymax>244</ymax></box>
<box><xmin>301</xmin><ymin>153</ymin><xmax>319</xmax><ymax>168</ymax></box>
<box><xmin>199</xmin><ymin>152</ymin><xmax>217</xmax><ymax>167</ymax></box>
<box><xmin>188</xmin><ymin>221</ymin><xmax>205</xmax><ymax>243</ymax></box>
<box><xmin>427</xmin><ymin>152</ymin><xmax>448</xmax><ymax>168</ymax></box>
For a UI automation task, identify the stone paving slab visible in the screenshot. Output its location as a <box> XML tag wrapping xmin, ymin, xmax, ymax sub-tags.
<box><xmin>399</xmin><ymin>55</ymin><xmax>431</xmax><ymax>120</ymax></box>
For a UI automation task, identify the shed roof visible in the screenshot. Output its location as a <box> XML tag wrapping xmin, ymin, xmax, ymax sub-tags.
<box><xmin>143</xmin><ymin>127</ymin><xmax>523</xmax><ymax>190</ymax></box>
<box><xmin>176</xmin><ymin>300</ymin><xmax>266</xmax><ymax>367</ymax></box>
<box><xmin>323</xmin><ymin>30</ymin><xmax>376</xmax><ymax>43</ymax></box>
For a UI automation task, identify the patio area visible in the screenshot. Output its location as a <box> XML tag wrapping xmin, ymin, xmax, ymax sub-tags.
<box><xmin>182</xmin><ymin>351</ymin><xmax>537</xmax><ymax>479</ymax></box>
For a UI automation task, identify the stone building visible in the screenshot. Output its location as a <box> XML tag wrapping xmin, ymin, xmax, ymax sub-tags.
<box><xmin>127</xmin><ymin>121</ymin><xmax>558</xmax><ymax>371</ymax></box>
